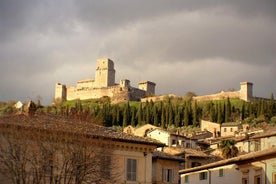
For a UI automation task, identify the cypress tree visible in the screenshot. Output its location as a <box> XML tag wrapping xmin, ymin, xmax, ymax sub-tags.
<box><xmin>225</xmin><ymin>97</ymin><xmax>231</xmax><ymax>122</ymax></box>
<box><xmin>122</xmin><ymin>102</ymin><xmax>130</xmax><ymax>128</ymax></box>
<box><xmin>209</xmin><ymin>102</ymin><xmax>216</xmax><ymax>122</ymax></box>
<box><xmin>168</xmin><ymin>103</ymin><xmax>174</xmax><ymax>126</ymax></box>
<box><xmin>153</xmin><ymin>105</ymin><xmax>158</xmax><ymax>126</ymax></box>
<box><xmin>130</xmin><ymin>107</ymin><xmax>136</xmax><ymax>127</ymax></box>
<box><xmin>241</xmin><ymin>102</ymin><xmax>245</xmax><ymax>120</ymax></box>
<box><xmin>217</xmin><ymin>103</ymin><xmax>223</xmax><ymax>124</ymax></box>
<box><xmin>183</xmin><ymin>106</ymin><xmax>189</xmax><ymax>126</ymax></box>
<box><xmin>161</xmin><ymin>103</ymin><xmax>166</xmax><ymax>128</ymax></box>
<box><xmin>192</xmin><ymin>100</ymin><xmax>198</xmax><ymax>127</ymax></box>
<box><xmin>175</xmin><ymin>111</ymin><xmax>180</xmax><ymax>128</ymax></box>
<box><xmin>137</xmin><ymin>103</ymin><xmax>143</xmax><ymax>126</ymax></box>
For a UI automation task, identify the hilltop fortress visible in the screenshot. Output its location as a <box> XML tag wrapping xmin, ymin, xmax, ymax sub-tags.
<box><xmin>193</xmin><ymin>81</ymin><xmax>253</xmax><ymax>102</ymax></box>
<box><xmin>141</xmin><ymin>82</ymin><xmax>254</xmax><ymax>102</ymax></box>
<box><xmin>55</xmin><ymin>58</ymin><xmax>156</xmax><ymax>103</ymax></box>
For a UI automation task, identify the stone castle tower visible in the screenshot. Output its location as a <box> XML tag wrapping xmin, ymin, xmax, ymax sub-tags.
<box><xmin>95</xmin><ymin>58</ymin><xmax>115</xmax><ymax>88</ymax></box>
<box><xmin>138</xmin><ymin>81</ymin><xmax>156</xmax><ymax>96</ymax></box>
<box><xmin>240</xmin><ymin>82</ymin><xmax>253</xmax><ymax>102</ymax></box>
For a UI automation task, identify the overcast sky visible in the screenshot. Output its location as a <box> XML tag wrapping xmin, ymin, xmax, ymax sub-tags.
<box><xmin>0</xmin><ymin>0</ymin><xmax>275</xmax><ymax>105</ymax></box>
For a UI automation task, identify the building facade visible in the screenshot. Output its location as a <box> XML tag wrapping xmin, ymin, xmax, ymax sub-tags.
<box><xmin>0</xmin><ymin>113</ymin><xmax>164</xmax><ymax>184</ymax></box>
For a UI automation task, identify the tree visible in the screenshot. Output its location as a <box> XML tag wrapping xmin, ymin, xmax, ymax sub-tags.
<box><xmin>219</xmin><ymin>139</ymin><xmax>239</xmax><ymax>159</ymax></box>
<box><xmin>225</xmin><ymin>97</ymin><xmax>231</xmax><ymax>122</ymax></box>
<box><xmin>136</xmin><ymin>103</ymin><xmax>143</xmax><ymax>126</ymax></box>
<box><xmin>0</xmin><ymin>120</ymin><xmax>119</xmax><ymax>184</ymax></box>
<box><xmin>192</xmin><ymin>100</ymin><xmax>198</xmax><ymax>127</ymax></box>
<box><xmin>183</xmin><ymin>106</ymin><xmax>189</xmax><ymax>126</ymax></box>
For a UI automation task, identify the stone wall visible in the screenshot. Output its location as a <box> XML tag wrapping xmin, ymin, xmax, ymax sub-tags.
<box><xmin>193</xmin><ymin>91</ymin><xmax>240</xmax><ymax>101</ymax></box>
<box><xmin>200</xmin><ymin>120</ymin><xmax>220</xmax><ymax>138</ymax></box>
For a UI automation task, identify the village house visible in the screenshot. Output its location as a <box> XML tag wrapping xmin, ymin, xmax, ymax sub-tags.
<box><xmin>179</xmin><ymin>147</ymin><xmax>276</xmax><ymax>184</ymax></box>
<box><xmin>201</xmin><ymin>120</ymin><xmax>244</xmax><ymax>138</ymax></box>
<box><xmin>163</xmin><ymin>147</ymin><xmax>218</xmax><ymax>169</ymax></box>
<box><xmin>152</xmin><ymin>151</ymin><xmax>184</xmax><ymax>184</ymax></box>
<box><xmin>123</xmin><ymin>124</ymin><xmax>158</xmax><ymax>137</ymax></box>
<box><xmin>146</xmin><ymin>128</ymin><xmax>197</xmax><ymax>148</ymax></box>
<box><xmin>236</xmin><ymin>129</ymin><xmax>276</xmax><ymax>153</ymax></box>
<box><xmin>0</xmin><ymin>113</ymin><xmax>164</xmax><ymax>184</ymax></box>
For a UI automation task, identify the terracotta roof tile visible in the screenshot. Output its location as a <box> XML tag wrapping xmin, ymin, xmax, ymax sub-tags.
<box><xmin>0</xmin><ymin>113</ymin><xmax>165</xmax><ymax>147</ymax></box>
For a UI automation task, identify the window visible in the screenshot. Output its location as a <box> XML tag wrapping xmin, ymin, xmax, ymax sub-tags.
<box><xmin>273</xmin><ymin>172</ymin><xmax>276</xmax><ymax>184</ymax></box>
<box><xmin>126</xmin><ymin>158</ymin><xmax>137</xmax><ymax>181</ymax></box>
<box><xmin>254</xmin><ymin>175</ymin><xmax>261</xmax><ymax>184</ymax></box>
<box><xmin>230</xmin><ymin>128</ymin><xmax>233</xmax><ymax>132</ymax></box>
<box><xmin>191</xmin><ymin>162</ymin><xmax>201</xmax><ymax>167</ymax></box>
<box><xmin>219</xmin><ymin>169</ymin><xmax>224</xmax><ymax>177</ymax></box>
<box><xmin>162</xmin><ymin>168</ymin><xmax>173</xmax><ymax>182</ymax></box>
<box><xmin>224</xmin><ymin>128</ymin><xmax>227</xmax><ymax>132</ymax></box>
<box><xmin>172</xmin><ymin>139</ymin><xmax>176</xmax><ymax>145</ymax></box>
<box><xmin>184</xmin><ymin>175</ymin><xmax>189</xmax><ymax>183</ymax></box>
<box><xmin>199</xmin><ymin>172</ymin><xmax>208</xmax><ymax>180</ymax></box>
<box><xmin>254</xmin><ymin>140</ymin><xmax>261</xmax><ymax>151</ymax></box>
<box><xmin>101</xmin><ymin>156</ymin><xmax>111</xmax><ymax>179</ymax></box>
<box><xmin>242</xmin><ymin>178</ymin><xmax>248</xmax><ymax>184</ymax></box>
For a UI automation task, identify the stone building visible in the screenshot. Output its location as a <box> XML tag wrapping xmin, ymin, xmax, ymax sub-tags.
<box><xmin>55</xmin><ymin>58</ymin><xmax>156</xmax><ymax>103</ymax></box>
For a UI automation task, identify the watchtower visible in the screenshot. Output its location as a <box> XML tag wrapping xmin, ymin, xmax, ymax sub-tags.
<box><xmin>240</xmin><ymin>82</ymin><xmax>253</xmax><ymax>102</ymax></box>
<box><xmin>138</xmin><ymin>81</ymin><xmax>156</xmax><ymax>96</ymax></box>
<box><xmin>55</xmin><ymin>83</ymin><xmax>66</xmax><ymax>101</ymax></box>
<box><xmin>95</xmin><ymin>58</ymin><xmax>116</xmax><ymax>88</ymax></box>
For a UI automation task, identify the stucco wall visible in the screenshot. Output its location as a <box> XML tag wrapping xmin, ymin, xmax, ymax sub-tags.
<box><xmin>152</xmin><ymin>158</ymin><xmax>179</xmax><ymax>184</ymax></box>
<box><xmin>200</xmin><ymin>120</ymin><xmax>220</xmax><ymax>137</ymax></box>
<box><xmin>181</xmin><ymin>165</ymin><xmax>241</xmax><ymax>184</ymax></box>
<box><xmin>147</xmin><ymin>130</ymin><xmax>170</xmax><ymax>146</ymax></box>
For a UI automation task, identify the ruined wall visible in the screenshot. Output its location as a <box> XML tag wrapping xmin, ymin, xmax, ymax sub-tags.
<box><xmin>193</xmin><ymin>91</ymin><xmax>240</xmax><ymax>101</ymax></box>
<box><xmin>141</xmin><ymin>94</ymin><xmax>178</xmax><ymax>103</ymax></box>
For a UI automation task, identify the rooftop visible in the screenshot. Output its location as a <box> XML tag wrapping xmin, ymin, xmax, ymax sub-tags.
<box><xmin>0</xmin><ymin>113</ymin><xmax>165</xmax><ymax>147</ymax></box>
<box><xmin>179</xmin><ymin>147</ymin><xmax>276</xmax><ymax>174</ymax></box>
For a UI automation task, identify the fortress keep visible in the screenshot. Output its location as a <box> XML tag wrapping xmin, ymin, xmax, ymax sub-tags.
<box><xmin>55</xmin><ymin>58</ymin><xmax>156</xmax><ymax>103</ymax></box>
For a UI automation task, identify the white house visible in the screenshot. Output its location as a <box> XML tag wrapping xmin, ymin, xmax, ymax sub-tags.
<box><xmin>179</xmin><ymin>147</ymin><xmax>276</xmax><ymax>184</ymax></box>
<box><xmin>147</xmin><ymin>128</ymin><xmax>197</xmax><ymax>148</ymax></box>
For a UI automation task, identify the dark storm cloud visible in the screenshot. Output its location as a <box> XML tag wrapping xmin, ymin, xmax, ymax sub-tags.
<box><xmin>0</xmin><ymin>0</ymin><xmax>275</xmax><ymax>104</ymax></box>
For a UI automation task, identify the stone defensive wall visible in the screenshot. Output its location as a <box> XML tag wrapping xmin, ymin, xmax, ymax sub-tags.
<box><xmin>66</xmin><ymin>84</ymin><xmax>147</xmax><ymax>103</ymax></box>
<box><xmin>141</xmin><ymin>94</ymin><xmax>179</xmax><ymax>103</ymax></box>
<box><xmin>193</xmin><ymin>91</ymin><xmax>241</xmax><ymax>102</ymax></box>
<box><xmin>66</xmin><ymin>86</ymin><xmax>113</xmax><ymax>101</ymax></box>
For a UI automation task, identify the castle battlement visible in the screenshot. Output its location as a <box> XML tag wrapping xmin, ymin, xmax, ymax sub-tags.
<box><xmin>55</xmin><ymin>58</ymin><xmax>156</xmax><ymax>103</ymax></box>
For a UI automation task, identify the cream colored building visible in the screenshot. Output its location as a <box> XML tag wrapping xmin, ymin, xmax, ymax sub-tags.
<box><xmin>123</xmin><ymin>124</ymin><xmax>158</xmax><ymax>137</ymax></box>
<box><xmin>180</xmin><ymin>147</ymin><xmax>276</xmax><ymax>184</ymax></box>
<box><xmin>147</xmin><ymin>128</ymin><xmax>197</xmax><ymax>148</ymax></box>
<box><xmin>152</xmin><ymin>151</ymin><xmax>184</xmax><ymax>184</ymax></box>
<box><xmin>201</xmin><ymin>120</ymin><xmax>243</xmax><ymax>138</ymax></box>
<box><xmin>55</xmin><ymin>58</ymin><xmax>156</xmax><ymax>103</ymax></box>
